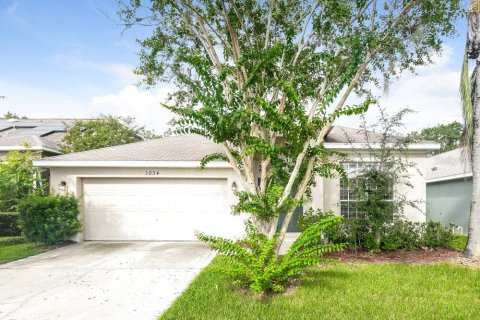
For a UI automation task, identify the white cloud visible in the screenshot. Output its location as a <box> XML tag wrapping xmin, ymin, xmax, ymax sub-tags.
<box><xmin>51</xmin><ymin>55</ymin><xmax>140</xmax><ymax>87</ymax></box>
<box><xmin>0</xmin><ymin>79</ymin><xmax>174</xmax><ymax>134</ymax></box>
<box><xmin>336</xmin><ymin>46</ymin><xmax>463</xmax><ymax>132</ymax></box>
<box><xmin>90</xmin><ymin>85</ymin><xmax>174</xmax><ymax>134</ymax></box>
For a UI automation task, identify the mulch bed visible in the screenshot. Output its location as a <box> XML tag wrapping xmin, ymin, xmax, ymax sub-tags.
<box><xmin>324</xmin><ymin>248</ymin><xmax>480</xmax><ymax>267</ymax></box>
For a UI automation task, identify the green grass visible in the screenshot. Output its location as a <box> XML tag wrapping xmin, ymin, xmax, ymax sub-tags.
<box><xmin>160</xmin><ymin>258</ymin><xmax>480</xmax><ymax>320</ymax></box>
<box><xmin>0</xmin><ymin>237</ymin><xmax>47</xmax><ymax>264</ymax></box>
<box><xmin>450</xmin><ymin>234</ymin><xmax>468</xmax><ymax>252</ymax></box>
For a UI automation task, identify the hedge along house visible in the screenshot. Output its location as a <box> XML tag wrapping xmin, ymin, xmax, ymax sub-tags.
<box><xmin>426</xmin><ymin>148</ymin><xmax>472</xmax><ymax>234</ymax></box>
<box><xmin>33</xmin><ymin>127</ymin><xmax>439</xmax><ymax>242</ymax></box>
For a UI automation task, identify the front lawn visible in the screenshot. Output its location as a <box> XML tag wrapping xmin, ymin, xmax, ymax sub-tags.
<box><xmin>160</xmin><ymin>258</ymin><xmax>480</xmax><ymax>320</ymax></box>
<box><xmin>0</xmin><ymin>237</ymin><xmax>48</xmax><ymax>264</ymax></box>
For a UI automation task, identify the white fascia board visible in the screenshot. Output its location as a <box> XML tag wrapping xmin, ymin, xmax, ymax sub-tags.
<box><xmin>324</xmin><ymin>142</ymin><xmax>441</xmax><ymax>151</ymax></box>
<box><xmin>0</xmin><ymin>145</ymin><xmax>62</xmax><ymax>154</ymax></box>
<box><xmin>33</xmin><ymin>160</ymin><xmax>232</xmax><ymax>169</ymax></box>
<box><xmin>427</xmin><ymin>172</ymin><xmax>473</xmax><ymax>183</ymax></box>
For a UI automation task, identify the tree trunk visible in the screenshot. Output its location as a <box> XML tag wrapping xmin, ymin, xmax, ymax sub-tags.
<box><xmin>465</xmin><ymin>63</ymin><xmax>480</xmax><ymax>259</ymax></box>
<box><xmin>251</xmin><ymin>216</ymin><xmax>277</xmax><ymax>238</ymax></box>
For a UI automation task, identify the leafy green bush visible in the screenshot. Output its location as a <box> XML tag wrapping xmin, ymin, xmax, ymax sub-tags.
<box><xmin>0</xmin><ymin>236</ymin><xmax>25</xmax><ymax>246</ymax></box>
<box><xmin>0</xmin><ymin>212</ymin><xmax>21</xmax><ymax>236</ymax></box>
<box><xmin>18</xmin><ymin>194</ymin><xmax>81</xmax><ymax>245</ymax></box>
<box><xmin>315</xmin><ymin>218</ymin><xmax>454</xmax><ymax>252</ymax></box>
<box><xmin>298</xmin><ymin>209</ymin><xmax>338</xmax><ymax>240</ymax></box>
<box><xmin>422</xmin><ymin>221</ymin><xmax>454</xmax><ymax>249</ymax></box>
<box><xmin>197</xmin><ymin>217</ymin><xmax>344</xmax><ymax>294</ymax></box>
<box><xmin>382</xmin><ymin>221</ymin><xmax>422</xmax><ymax>251</ymax></box>
<box><xmin>328</xmin><ymin>217</ymin><xmax>366</xmax><ymax>249</ymax></box>
<box><xmin>0</xmin><ymin>150</ymin><xmax>45</xmax><ymax>212</ymax></box>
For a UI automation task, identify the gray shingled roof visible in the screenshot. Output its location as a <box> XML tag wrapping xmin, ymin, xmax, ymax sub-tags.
<box><xmin>426</xmin><ymin>148</ymin><xmax>472</xmax><ymax>181</ymax></box>
<box><xmin>37</xmin><ymin>125</ymin><xmax>434</xmax><ymax>163</ymax></box>
<box><xmin>41</xmin><ymin>135</ymin><xmax>225</xmax><ymax>161</ymax></box>
<box><xmin>0</xmin><ymin>135</ymin><xmax>60</xmax><ymax>150</ymax></box>
<box><xmin>0</xmin><ymin>118</ymin><xmax>83</xmax><ymax>152</ymax></box>
<box><xmin>325</xmin><ymin>126</ymin><xmax>399</xmax><ymax>143</ymax></box>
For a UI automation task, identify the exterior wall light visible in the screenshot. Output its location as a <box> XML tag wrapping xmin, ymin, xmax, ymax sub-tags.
<box><xmin>231</xmin><ymin>181</ymin><xmax>238</xmax><ymax>192</ymax></box>
<box><xmin>58</xmin><ymin>181</ymin><xmax>67</xmax><ymax>192</ymax></box>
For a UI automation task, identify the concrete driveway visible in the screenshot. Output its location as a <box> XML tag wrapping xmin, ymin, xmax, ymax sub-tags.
<box><xmin>0</xmin><ymin>242</ymin><xmax>215</xmax><ymax>320</ymax></box>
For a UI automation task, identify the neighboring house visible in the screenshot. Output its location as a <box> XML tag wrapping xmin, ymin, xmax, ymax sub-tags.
<box><xmin>0</xmin><ymin>118</ymin><xmax>81</xmax><ymax>159</ymax></box>
<box><xmin>33</xmin><ymin>127</ymin><xmax>439</xmax><ymax>242</ymax></box>
<box><xmin>426</xmin><ymin>148</ymin><xmax>472</xmax><ymax>234</ymax></box>
<box><xmin>0</xmin><ymin>118</ymin><xmax>88</xmax><ymax>184</ymax></box>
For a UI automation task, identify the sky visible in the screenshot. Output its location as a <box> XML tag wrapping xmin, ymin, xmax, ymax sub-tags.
<box><xmin>0</xmin><ymin>0</ymin><xmax>469</xmax><ymax>135</ymax></box>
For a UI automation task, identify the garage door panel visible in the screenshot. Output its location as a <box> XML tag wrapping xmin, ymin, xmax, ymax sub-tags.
<box><xmin>82</xmin><ymin>178</ymin><xmax>244</xmax><ymax>241</ymax></box>
<box><xmin>84</xmin><ymin>199</ymin><xmax>226</xmax><ymax>211</ymax></box>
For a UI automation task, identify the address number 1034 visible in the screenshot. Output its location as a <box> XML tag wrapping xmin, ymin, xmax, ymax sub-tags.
<box><xmin>145</xmin><ymin>170</ymin><xmax>161</xmax><ymax>176</ymax></box>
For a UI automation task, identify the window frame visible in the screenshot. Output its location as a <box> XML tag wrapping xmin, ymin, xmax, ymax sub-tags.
<box><xmin>339</xmin><ymin>162</ymin><xmax>394</xmax><ymax>218</ymax></box>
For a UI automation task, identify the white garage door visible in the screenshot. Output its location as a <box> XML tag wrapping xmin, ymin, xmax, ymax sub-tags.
<box><xmin>82</xmin><ymin>178</ymin><xmax>244</xmax><ymax>241</ymax></box>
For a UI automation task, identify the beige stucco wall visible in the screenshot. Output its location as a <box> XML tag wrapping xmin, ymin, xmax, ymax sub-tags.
<box><xmin>48</xmin><ymin>165</ymin><xmax>241</xmax><ymax>242</ymax></box>
<box><xmin>45</xmin><ymin>149</ymin><xmax>430</xmax><ymax>241</ymax></box>
<box><xmin>309</xmin><ymin>151</ymin><xmax>428</xmax><ymax>222</ymax></box>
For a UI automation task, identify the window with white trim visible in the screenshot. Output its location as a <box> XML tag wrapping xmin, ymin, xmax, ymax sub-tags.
<box><xmin>339</xmin><ymin>162</ymin><xmax>394</xmax><ymax>218</ymax></box>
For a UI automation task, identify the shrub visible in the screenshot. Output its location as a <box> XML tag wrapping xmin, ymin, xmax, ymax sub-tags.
<box><xmin>0</xmin><ymin>149</ymin><xmax>45</xmax><ymax>212</ymax></box>
<box><xmin>322</xmin><ymin>218</ymin><xmax>454</xmax><ymax>252</ymax></box>
<box><xmin>197</xmin><ymin>217</ymin><xmax>344</xmax><ymax>294</ymax></box>
<box><xmin>422</xmin><ymin>221</ymin><xmax>454</xmax><ymax>249</ymax></box>
<box><xmin>381</xmin><ymin>221</ymin><xmax>422</xmax><ymax>251</ymax></box>
<box><xmin>298</xmin><ymin>209</ymin><xmax>338</xmax><ymax>240</ymax></box>
<box><xmin>0</xmin><ymin>236</ymin><xmax>25</xmax><ymax>246</ymax></box>
<box><xmin>329</xmin><ymin>217</ymin><xmax>365</xmax><ymax>249</ymax></box>
<box><xmin>18</xmin><ymin>194</ymin><xmax>81</xmax><ymax>245</ymax></box>
<box><xmin>0</xmin><ymin>212</ymin><xmax>21</xmax><ymax>236</ymax></box>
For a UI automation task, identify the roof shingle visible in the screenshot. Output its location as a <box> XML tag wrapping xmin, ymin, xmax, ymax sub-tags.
<box><xmin>426</xmin><ymin>148</ymin><xmax>472</xmax><ymax>181</ymax></box>
<box><xmin>41</xmin><ymin>135</ymin><xmax>224</xmax><ymax>161</ymax></box>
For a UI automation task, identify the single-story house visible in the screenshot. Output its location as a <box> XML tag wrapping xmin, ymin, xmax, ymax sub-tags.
<box><xmin>33</xmin><ymin>127</ymin><xmax>439</xmax><ymax>242</ymax></box>
<box><xmin>426</xmin><ymin>148</ymin><xmax>472</xmax><ymax>234</ymax></box>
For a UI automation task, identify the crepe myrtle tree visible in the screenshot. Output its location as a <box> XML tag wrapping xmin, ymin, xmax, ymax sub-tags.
<box><xmin>120</xmin><ymin>0</ymin><xmax>461</xmax><ymax>254</ymax></box>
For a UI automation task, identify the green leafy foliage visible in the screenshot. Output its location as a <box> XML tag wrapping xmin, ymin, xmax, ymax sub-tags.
<box><xmin>0</xmin><ymin>212</ymin><xmax>21</xmax><ymax>236</ymax></box>
<box><xmin>352</xmin><ymin>167</ymin><xmax>396</xmax><ymax>251</ymax></box>
<box><xmin>0</xmin><ymin>236</ymin><xmax>25</xmax><ymax>246</ymax></box>
<box><xmin>61</xmin><ymin>114</ymin><xmax>158</xmax><ymax>153</ymax></box>
<box><xmin>298</xmin><ymin>208</ymin><xmax>335</xmax><ymax>232</ymax></box>
<box><xmin>422</xmin><ymin>221</ymin><xmax>454</xmax><ymax>249</ymax></box>
<box><xmin>313</xmin><ymin>219</ymin><xmax>455</xmax><ymax>252</ymax></box>
<box><xmin>18</xmin><ymin>194</ymin><xmax>81</xmax><ymax>245</ymax></box>
<box><xmin>232</xmin><ymin>185</ymin><xmax>301</xmax><ymax>219</ymax></box>
<box><xmin>382</xmin><ymin>221</ymin><xmax>423</xmax><ymax>251</ymax></box>
<box><xmin>197</xmin><ymin>217</ymin><xmax>344</xmax><ymax>294</ymax></box>
<box><xmin>408</xmin><ymin>121</ymin><xmax>463</xmax><ymax>155</ymax></box>
<box><xmin>0</xmin><ymin>149</ymin><xmax>45</xmax><ymax>212</ymax></box>
<box><xmin>199</xmin><ymin>153</ymin><xmax>229</xmax><ymax>168</ymax></box>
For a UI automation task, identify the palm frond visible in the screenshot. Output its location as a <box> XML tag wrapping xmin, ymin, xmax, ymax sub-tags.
<box><xmin>460</xmin><ymin>48</ymin><xmax>475</xmax><ymax>158</ymax></box>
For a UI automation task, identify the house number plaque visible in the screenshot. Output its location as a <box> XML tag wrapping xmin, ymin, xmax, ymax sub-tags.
<box><xmin>145</xmin><ymin>170</ymin><xmax>161</xmax><ymax>176</ymax></box>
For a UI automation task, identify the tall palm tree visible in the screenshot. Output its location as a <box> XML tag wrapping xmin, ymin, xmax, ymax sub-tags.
<box><xmin>460</xmin><ymin>0</ymin><xmax>480</xmax><ymax>259</ymax></box>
